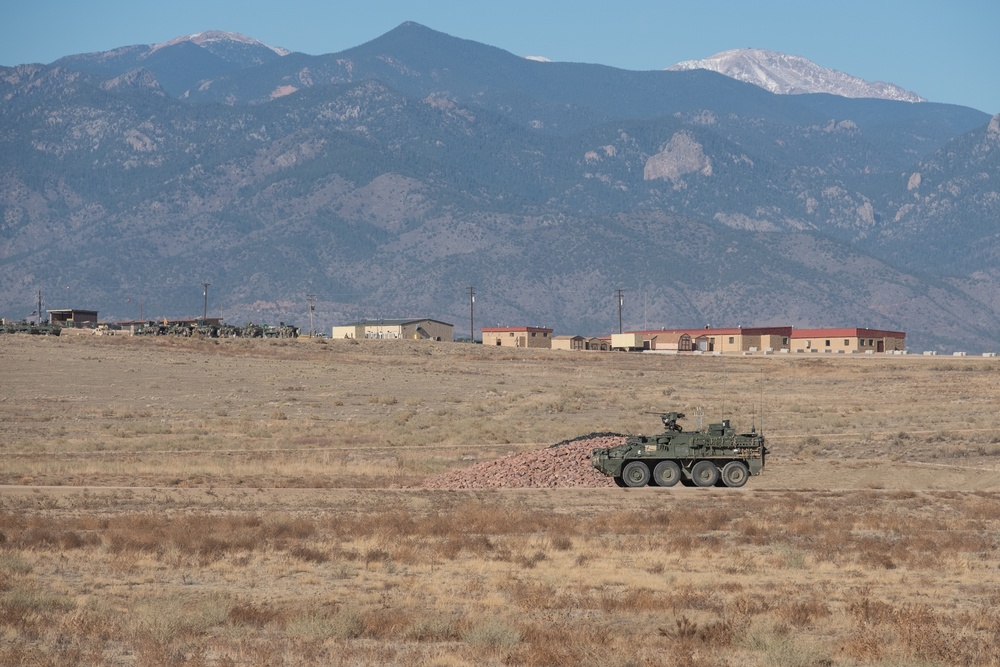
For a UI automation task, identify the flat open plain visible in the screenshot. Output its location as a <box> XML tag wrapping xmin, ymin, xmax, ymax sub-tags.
<box><xmin>2</xmin><ymin>334</ymin><xmax>999</xmax><ymax>666</ymax></box>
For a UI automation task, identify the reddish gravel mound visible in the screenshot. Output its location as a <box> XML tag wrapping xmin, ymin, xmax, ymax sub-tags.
<box><xmin>422</xmin><ymin>435</ymin><xmax>627</xmax><ymax>489</ymax></box>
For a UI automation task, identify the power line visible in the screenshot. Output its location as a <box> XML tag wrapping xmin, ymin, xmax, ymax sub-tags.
<box><xmin>616</xmin><ymin>288</ymin><xmax>624</xmax><ymax>334</ymax></box>
<box><xmin>468</xmin><ymin>286</ymin><xmax>475</xmax><ymax>343</ymax></box>
<box><xmin>307</xmin><ymin>294</ymin><xmax>316</xmax><ymax>337</ymax></box>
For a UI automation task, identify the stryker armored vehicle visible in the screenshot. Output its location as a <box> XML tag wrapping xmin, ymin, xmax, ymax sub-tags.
<box><xmin>591</xmin><ymin>412</ymin><xmax>767</xmax><ymax>488</ymax></box>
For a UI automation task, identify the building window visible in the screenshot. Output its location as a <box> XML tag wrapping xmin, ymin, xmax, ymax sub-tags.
<box><xmin>825</xmin><ymin>340</ymin><xmax>831</xmax><ymax>347</ymax></box>
<box><xmin>844</xmin><ymin>339</ymin><xmax>850</xmax><ymax>346</ymax></box>
<box><xmin>782</xmin><ymin>337</ymin><xmax>789</xmax><ymax>345</ymax></box>
<box><xmin>728</xmin><ymin>337</ymin><xmax>734</xmax><ymax>344</ymax></box>
<box><xmin>531</xmin><ymin>332</ymin><xmax>536</xmax><ymax>337</ymax></box>
<box><xmin>509</xmin><ymin>332</ymin><xmax>514</xmax><ymax>337</ymax></box>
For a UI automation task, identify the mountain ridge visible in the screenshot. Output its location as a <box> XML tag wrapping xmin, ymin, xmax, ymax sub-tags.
<box><xmin>149</xmin><ymin>30</ymin><xmax>291</xmax><ymax>58</ymax></box>
<box><xmin>1</xmin><ymin>23</ymin><xmax>998</xmax><ymax>352</ymax></box>
<box><xmin>668</xmin><ymin>48</ymin><xmax>926</xmax><ymax>103</ymax></box>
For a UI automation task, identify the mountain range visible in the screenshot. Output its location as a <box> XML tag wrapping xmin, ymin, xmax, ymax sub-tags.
<box><xmin>1</xmin><ymin>22</ymin><xmax>998</xmax><ymax>351</ymax></box>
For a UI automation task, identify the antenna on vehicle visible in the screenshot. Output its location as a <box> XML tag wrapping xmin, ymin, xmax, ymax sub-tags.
<box><xmin>721</xmin><ymin>358</ymin><xmax>728</xmax><ymax>424</ymax></box>
<box><xmin>758</xmin><ymin>366</ymin><xmax>766</xmax><ymax>436</ymax></box>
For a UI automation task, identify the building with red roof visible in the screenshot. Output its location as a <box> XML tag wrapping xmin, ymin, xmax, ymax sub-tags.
<box><xmin>627</xmin><ymin>326</ymin><xmax>793</xmax><ymax>353</ymax></box>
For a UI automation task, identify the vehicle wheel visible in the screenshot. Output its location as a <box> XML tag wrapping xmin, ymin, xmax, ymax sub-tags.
<box><xmin>652</xmin><ymin>460</ymin><xmax>681</xmax><ymax>487</ymax></box>
<box><xmin>721</xmin><ymin>461</ymin><xmax>749</xmax><ymax>488</ymax></box>
<box><xmin>691</xmin><ymin>460</ymin><xmax>719</xmax><ymax>487</ymax></box>
<box><xmin>613</xmin><ymin>476</ymin><xmax>627</xmax><ymax>488</ymax></box>
<box><xmin>621</xmin><ymin>461</ymin><xmax>651</xmax><ymax>487</ymax></box>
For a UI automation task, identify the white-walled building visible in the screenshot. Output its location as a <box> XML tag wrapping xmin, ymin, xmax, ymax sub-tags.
<box><xmin>332</xmin><ymin>319</ymin><xmax>453</xmax><ymax>341</ymax></box>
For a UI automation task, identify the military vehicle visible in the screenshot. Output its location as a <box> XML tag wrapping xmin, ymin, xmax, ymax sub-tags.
<box><xmin>263</xmin><ymin>322</ymin><xmax>299</xmax><ymax>338</ymax></box>
<box><xmin>591</xmin><ymin>412</ymin><xmax>767</xmax><ymax>488</ymax></box>
<box><xmin>0</xmin><ymin>319</ymin><xmax>61</xmax><ymax>335</ymax></box>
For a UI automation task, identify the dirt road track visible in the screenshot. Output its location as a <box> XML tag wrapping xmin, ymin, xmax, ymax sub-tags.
<box><xmin>2</xmin><ymin>459</ymin><xmax>997</xmax><ymax>500</ymax></box>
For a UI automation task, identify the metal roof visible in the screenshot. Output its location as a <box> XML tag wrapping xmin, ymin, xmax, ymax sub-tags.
<box><xmin>791</xmin><ymin>328</ymin><xmax>906</xmax><ymax>339</ymax></box>
<box><xmin>481</xmin><ymin>326</ymin><xmax>554</xmax><ymax>333</ymax></box>
<box><xmin>338</xmin><ymin>318</ymin><xmax>453</xmax><ymax>327</ymax></box>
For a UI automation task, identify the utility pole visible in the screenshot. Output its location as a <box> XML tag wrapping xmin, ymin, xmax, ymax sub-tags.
<box><xmin>37</xmin><ymin>290</ymin><xmax>43</xmax><ymax>324</ymax></box>
<box><xmin>616</xmin><ymin>288</ymin><xmax>624</xmax><ymax>334</ymax></box>
<box><xmin>202</xmin><ymin>283</ymin><xmax>210</xmax><ymax>321</ymax></box>
<box><xmin>468</xmin><ymin>286</ymin><xmax>475</xmax><ymax>343</ymax></box>
<box><xmin>307</xmin><ymin>294</ymin><xmax>316</xmax><ymax>337</ymax></box>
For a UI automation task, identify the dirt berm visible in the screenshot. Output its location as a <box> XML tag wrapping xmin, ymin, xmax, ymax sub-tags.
<box><xmin>422</xmin><ymin>434</ymin><xmax>626</xmax><ymax>489</ymax></box>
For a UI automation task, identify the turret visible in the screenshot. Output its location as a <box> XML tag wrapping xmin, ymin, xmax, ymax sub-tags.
<box><xmin>660</xmin><ymin>412</ymin><xmax>685</xmax><ymax>432</ymax></box>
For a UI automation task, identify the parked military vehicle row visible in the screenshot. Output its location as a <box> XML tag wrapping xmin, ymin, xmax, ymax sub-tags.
<box><xmin>1</xmin><ymin>317</ymin><xmax>300</xmax><ymax>338</ymax></box>
<box><xmin>591</xmin><ymin>412</ymin><xmax>768</xmax><ymax>488</ymax></box>
<box><xmin>0</xmin><ymin>320</ymin><xmax>62</xmax><ymax>335</ymax></box>
<box><xmin>132</xmin><ymin>321</ymin><xmax>299</xmax><ymax>338</ymax></box>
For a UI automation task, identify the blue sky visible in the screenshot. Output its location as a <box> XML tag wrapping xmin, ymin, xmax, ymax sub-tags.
<box><xmin>4</xmin><ymin>0</ymin><xmax>998</xmax><ymax>114</ymax></box>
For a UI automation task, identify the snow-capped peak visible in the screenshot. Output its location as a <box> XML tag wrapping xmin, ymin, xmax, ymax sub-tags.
<box><xmin>667</xmin><ymin>48</ymin><xmax>925</xmax><ymax>103</ymax></box>
<box><xmin>150</xmin><ymin>31</ymin><xmax>290</xmax><ymax>57</ymax></box>
<box><xmin>524</xmin><ymin>55</ymin><xmax>552</xmax><ymax>63</ymax></box>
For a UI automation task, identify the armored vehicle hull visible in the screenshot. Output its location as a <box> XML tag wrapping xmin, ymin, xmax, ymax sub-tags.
<box><xmin>591</xmin><ymin>412</ymin><xmax>767</xmax><ymax>488</ymax></box>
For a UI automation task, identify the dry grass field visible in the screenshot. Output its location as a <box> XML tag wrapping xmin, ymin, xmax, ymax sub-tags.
<box><xmin>2</xmin><ymin>334</ymin><xmax>1000</xmax><ymax>666</ymax></box>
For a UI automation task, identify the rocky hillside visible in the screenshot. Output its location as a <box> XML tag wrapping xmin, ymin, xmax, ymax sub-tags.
<box><xmin>1</xmin><ymin>23</ymin><xmax>998</xmax><ymax>351</ymax></box>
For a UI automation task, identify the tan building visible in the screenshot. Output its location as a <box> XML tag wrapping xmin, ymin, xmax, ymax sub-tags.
<box><xmin>791</xmin><ymin>328</ymin><xmax>906</xmax><ymax>353</ymax></box>
<box><xmin>332</xmin><ymin>318</ymin><xmax>453</xmax><ymax>341</ymax></box>
<box><xmin>587</xmin><ymin>337</ymin><xmax>611</xmax><ymax>351</ymax></box>
<box><xmin>48</xmin><ymin>309</ymin><xmax>98</xmax><ymax>327</ymax></box>
<box><xmin>551</xmin><ymin>335</ymin><xmax>609</xmax><ymax>351</ymax></box>
<box><xmin>611</xmin><ymin>333</ymin><xmax>645</xmax><ymax>351</ymax></box>
<box><xmin>552</xmin><ymin>335</ymin><xmax>586</xmax><ymax>351</ymax></box>
<box><xmin>482</xmin><ymin>326</ymin><xmax>553</xmax><ymax>348</ymax></box>
<box><xmin>652</xmin><ymin>332</ymin><xmax>693</xmax><ymax>352</ymax></box>
<box><xmin>630</xmin><ymin>327</ymin><xmax>793</xmax><ymax>353</ymax></box>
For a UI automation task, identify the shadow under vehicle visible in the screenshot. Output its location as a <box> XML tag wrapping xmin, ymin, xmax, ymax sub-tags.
<box><xmin>591</xmin><ymin>412</ymin><xmax>767</xmax><ymax>488</ymax></box>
